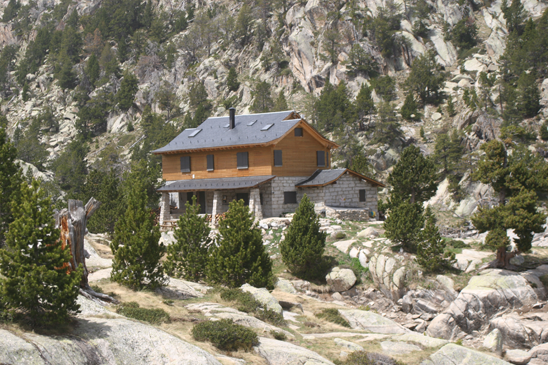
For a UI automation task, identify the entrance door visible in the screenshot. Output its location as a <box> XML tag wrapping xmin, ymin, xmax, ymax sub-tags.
<box><xmin>187</xmin><ymin>192</ymin><xmax>206</xmax><ymax>214</ymax></box>
<box><xmin>236</xmin><ymin>193</ymin><xmax>249</xmax><ymax>206</ymax></box>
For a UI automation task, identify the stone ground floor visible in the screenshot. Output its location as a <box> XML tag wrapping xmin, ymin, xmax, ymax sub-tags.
<box><xmin>158</xmin><ymin>169</ymin><xmax>383</xmax><ymax>228</ymax></box>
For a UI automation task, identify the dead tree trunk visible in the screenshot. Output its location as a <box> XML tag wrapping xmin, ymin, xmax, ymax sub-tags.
<box><xmin>55</xmin><ymin>198</ymin><xmax>118</xmax><ymax>304</ymax></box>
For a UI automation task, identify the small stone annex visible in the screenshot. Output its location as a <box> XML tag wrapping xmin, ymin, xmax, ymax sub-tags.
<box><xmin>153</xmin><ymin>109</ymin><xmax>384</xmax><ymax>228</ymax></box>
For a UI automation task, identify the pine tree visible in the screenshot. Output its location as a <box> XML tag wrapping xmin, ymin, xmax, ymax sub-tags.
<box><xmin>541</xmin><ymin>120</ymin><xmax>548</xmax><ymax>141</ymax></box>
<box><xmin>116</xmin><ymin>72</ymin><xmax>139</xmax><ymax>111</ymax></box>
<box><xmin>280</xmin><ymin>194</ymin><xmax>327</xmax><ymax>280</ymax></box>
<box><xmin>208</xmin><ymin>199</ymin><xmax>273</xmax><ymax>288</ymax></box>
<box><xmin>420</xmin><ymin>126</ymin><xmax>426</xmax><ymax>140</ymax></box>
<box><xmin>251</xmin><ymin>81</ymin><xmax>274</xmax><ymax>113</ymax></box>
<box><xmin>372</xmin><ymin>101</ymin><xmax>402</xmax><ymax>144</ymax></box>
<box><xmin>82</xmin><ymin>169</ymin><xmax>122</xmax><ymax>234</ymax></box>
<box><xmin>387</xmin><ymin>145</ymin><xmax>438</xmax><ymax>205</ymax></box>
<box><xmin>0</xmin><ymin>124</ymin><xmax>22</xmax><ymax>244</ymax></box>
<box><xmin>166</xmin><ymin>196</ymin><xmax>212</xmax><ymax>281</ymax></box>
<box><xmin>86</xmin><ymin>53</ymin><xmax>100</xmax><ymax>87</ymax></box>
<box><xmin>22</xmin><ymin>82</ymin><xmax>29</xmax><ymax>101</ymax></box>
<box><xmin>355</xmin><ymin>83</ymin><xmax>375</xmax><ymax>130</ymax></box>
<box><xmin>274</xmin><ymin>90</ymin><xmax>289</xmax><ymax>111</ymax></box>
<box><xmin>0</xmin><ymin>180</ymin><xmax>82</xmax><ymax>325</ymax></box>
<box><xmin>226</xmin><ymin>67</ymin><xmax>240</xmax><ymax>92</ymax></box>
<box><xmin>416</xmin><ymin>207</ymin><xmax>455</xmax><ymax>272</ymax></box>
<box><xmin>400</xmin><ymin>93</ymin><xmax>420</xmax><ymax>121</ymax></box>
<box><xmin>446</xmin><ymin>95</ymin><xmax>456</xmax><ymax>116</ymax></box>
<box><xmin>384</xmin><ymin>200</ymin><xmax>424</xmax><ymax>253</ymax></box>
<box><xmin>404</xmin><ymin>50</ymin><xmax>445</xmax><ymax>105</ymax></box>
<box><xmin>110</xmin><ymin>179</ymin><xmax>165</xmax><ymax>289</ymax></box>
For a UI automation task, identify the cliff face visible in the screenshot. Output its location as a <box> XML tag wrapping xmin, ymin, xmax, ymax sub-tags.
<box><xmin>0</xmin><ymin>0</ymin><xmax>547</xmax><ymax>213</ymax></box>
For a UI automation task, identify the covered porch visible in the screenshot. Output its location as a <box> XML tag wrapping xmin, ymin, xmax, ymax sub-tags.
<box><xmin>157</xmin><ymin>176</ymin><xmax>275</xmax><ymax>230</ymax></box>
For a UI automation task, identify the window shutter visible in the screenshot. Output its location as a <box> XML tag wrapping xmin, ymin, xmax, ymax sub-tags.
<box><xmin>284</xmin><ymin>192</ymin><xmax>297</xmax><ymax>204</ymax></box>
<box><xmin>359</xmin><ymin>189</ymin><xmax>366</xmax><ymax>202</ymax></box>
<box><xmin>317</xmin><ymin>151</ymin><xmax>325</xmax><ymax>167</ymax></box>
<box><xmin>294</xmin><ymin>128</ymin><xmax>303</xmax><ymax>137</ymax></box>
<box><xmin>274</xmin><ymin>150</ymin><xmax>283</xmax><ymax>166</ymax></box>
<box><xmin>237</xmin><ymin>152</ymin><xmax>249</xmax><ymax>169</ymax></box>
<box><xmin>207</xmin><ymin>154</ymin><xmax>214</xmax><ymax>171</ymax></box>
<box><xmin>180</xmin><ymin>156</ymin><xmax>191</xmax><ymax>172</ymax></box>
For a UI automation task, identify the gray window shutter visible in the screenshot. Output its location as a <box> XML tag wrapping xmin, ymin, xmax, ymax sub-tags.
<box><xmin>359</xmin><ymin>189</ymin><xmax>366</xmax><ymax>202</ymax></box>
<box><xmin>237</xmin><ymin>152</ymin><xmax>249</xmax><ymax>169</ymax></box>
<box><xmin>317</xmin><ymin>151</ymin><xmax>325</xmax><ymax>167</ymax></box>
<box><xmin>274</xmin><ymin>150</ymin><xmax>282</xmax><ymax>166</ymax></box>
<box><xmin>207</xmin><ymin>154</ymin><xmax>214</xmax><ymax>171</ymax></box>
<box><xmin>284</xmin><ymin>192</ymin><xmax>297</xmax><ymax>204</ymax></box>
<box><xmin>180</xmin><ymin>156</ymin><xmax>191</xmax><ymax>172</ymax></box>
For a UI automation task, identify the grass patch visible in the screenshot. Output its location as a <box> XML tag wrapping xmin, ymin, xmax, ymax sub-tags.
<box><xmin>315</xmin><ymin>308</ymin><xmax>350</xmax><ymax>328</ymax></box>
<box><xmin>90</xmin><ymin>285</ymin><xmax>104</xmax><ymax>294</ymax></box>
<box><xmin>116</xmin><ymin>302</ymin><xmax>170</xmax><ymax>324</ymax></box>
<box><xmin>192</xmin><ymin>319</ymin><xmax>259</xmax><ymax>351</ymax></box>
<box><xmin>335</xmin><ymin>232</ymin><xmax>347</xmax><ymax>240</ymax></box>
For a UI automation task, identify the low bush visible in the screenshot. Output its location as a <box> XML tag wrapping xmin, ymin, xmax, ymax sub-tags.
<box><xmin>270</xmin><ymin>330</ymin><xmax>287</xmax><ymax>341</ymax></box>
<box><xmin>255</xmin><ymin>307</ymin><xmax>286</xmax><ymax>326</ymax></box>
<box><xmin>448</xmin><ymin>240</ymin><xmax>467</xmax><ymax>248</ymax></box>
<box><xmin>540</xmin><ymin>274</ymin><xmax>548</xmax><ymax>288</ymax></box>
<box><xmin>192</xmin><ymin>319</ymin><xmax>259</xmax><ymax>351</ymax></box>
<box><xmin>334</xmin><ymin>350</ymin><xmax>403</xmax><ymax>364</ymax></box>
<box><xmin>90</xmin><ymin>285</ymin><xmax>104</xmax><ymax>294</ymax></box>
<box><xmin>116</xmin><ymin>302</ymin><xmax>170</xmax><ymax>324</ymax></box>
<box><xmin>335</xmin><ymin>232</ymin><xmax>346</xmax><ymax>240</ymax></box>
<box><xmin>315</xmin><ymin>308</ymin><xmax>350</xmax><ymax>328</ymax></box>
<box><xmin>219</xmin><ymin>288</ymin><xmax>261</xmax><ymax>313</ymax></box>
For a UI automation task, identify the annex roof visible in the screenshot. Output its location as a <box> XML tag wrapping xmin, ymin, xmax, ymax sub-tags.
<box><xmin>152</xmin><ymin>110</ymin><xmax>336</xmax><ymax>154</ymax></box>
<box><xmin>296</xmin><ymin>169</ymin><xmax>385</xmax><ymax>188</ymax></box>
<box><xmin>157</xmin><ymin>175</ymin><xmax>276</xmax><ymax>192</ymax></box>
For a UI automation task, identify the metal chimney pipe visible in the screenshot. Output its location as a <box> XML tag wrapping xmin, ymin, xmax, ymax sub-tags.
<box><xmin>229</xmin><ymin>107</ymin><xmax>236</xmax><ymax>129</ymax></box>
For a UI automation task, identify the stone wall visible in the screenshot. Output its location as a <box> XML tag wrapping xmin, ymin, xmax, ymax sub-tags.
<box><xmin>323</xmin><ymin>173</ymin><xmax>378</xmax><ymax>213</ymax></box>
<box><xmin>269</xmin><ymin>176</ymin><xmax>309</xmax><ymax>217</ymax></box>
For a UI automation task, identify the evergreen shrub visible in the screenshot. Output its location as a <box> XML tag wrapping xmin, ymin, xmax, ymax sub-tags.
<box><xmin>116</xmin><ymin>302</ymin><xmax>170</xmax><ymax>324</ymax></box>
<box><xmin>192</xmin><ymin>319</ymin><xmax>259</xmax><ymax>351</ymax></box>
<box><xmin>315</xmin><ymin>308</ymin><xmax>350</xmax><ymax>328</ymax></box>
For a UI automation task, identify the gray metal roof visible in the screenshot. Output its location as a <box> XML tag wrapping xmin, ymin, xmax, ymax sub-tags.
<box><xmin>153</xmin><ymin>111</ymin><xmax>300</xmax><ymax>154</ymax></box>
<box><xmin>296</xmin><ymin>169</ymin><xmax>346</xmax><ymax>187</ymax></box>
<box><xmin>158</xmin><ymin>175</ymin><xmax>276</xmax><ymax>192</ymax></box>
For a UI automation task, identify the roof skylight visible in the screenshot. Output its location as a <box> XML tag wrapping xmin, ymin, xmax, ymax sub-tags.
<box><xmin>261</xmin><ymin>123</ymin><xmax>274</xmax><ymax>131</ymax></box>
<box><xmin>189</xmin><ymin>129</ymin><xmax>202</xmax><ymax>137</ymax></box>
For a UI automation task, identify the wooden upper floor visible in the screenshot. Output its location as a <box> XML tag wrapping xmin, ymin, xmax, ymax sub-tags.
<box><xmin>158</xmin><ymin>116</ymin><xmax>338</xmax><ymax>181</ymax></box>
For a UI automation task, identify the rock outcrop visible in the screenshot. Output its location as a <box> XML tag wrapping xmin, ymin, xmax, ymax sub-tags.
<box><xmin>368</xmin><ymin>254</ymin><xmax>409</xmax><ymax>301</ymax></box>
<box><xmin>326</xmin><ymin>267</ymin><xmax>357</xmax><ymax>292</ymax></box>
<box><xmin>339</xmin><ymin>309</ymin><xmax>409</xmax><ymax>334</ymax></box>
<box><xmin>241</xmin><ymin>283</ymin><xmax>283</xmax><ymax>314</ymax></box>
<box><xmin>255</xmin><ymin>337</ymin><xmax>335</xmax><ymax>365</ymax></box>
<box><xmin>427</xmin><ymin>269</ymin><xmax>545</xmax><ymax>340</ymax></box>
<box><xmin>423</xmin><ymin>344</ymin><xmax>512</xmax><ymax>365</ymax></box>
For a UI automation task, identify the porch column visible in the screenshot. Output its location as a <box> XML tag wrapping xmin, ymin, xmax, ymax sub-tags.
<box><xmin>211</xmin><ymin>190</ymin><xmax>222</xmax><ymax>226</ymax></box>
<box><xmin>249</xmin><ymin>188</ymin><xmax>263</xmax><ymax>220</ymax></box>
<box><xmin>159</xmin><ymin>192</ymin><xmax>170</xmax><ymax>226</ymax></box>
<box><xmin>177</xmin><ymin>192</ymin><xmax>185</xmax><ymax>209</ymax></box>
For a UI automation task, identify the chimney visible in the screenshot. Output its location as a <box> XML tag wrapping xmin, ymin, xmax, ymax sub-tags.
<box><xmin>229</xmin><ymin>107</ymin><xmax>236</xmax><ymax>129</ymax></box>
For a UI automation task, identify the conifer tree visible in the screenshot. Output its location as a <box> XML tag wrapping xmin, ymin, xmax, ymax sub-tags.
<box><xmin>82</xmin><ymin>169</ymin><xmax>122</xmax><ymax>234</ymax></box>
<box><xmin>384</xmin><ymin>200</ymin><xmax>424</xmax><ymax>253</ymax></box>
<box><xmin>416</xmin><ymin>207</ymin><xmax>455</xmax><ymax>272</ymax></box>
<box><xmin>446</xmin><ymin>95</ymin><xmax>456</xmax><ymax>116</ymax></box>
<box><xmin>355</xmin><ymin>83</ymin><xmax>375</xmax><ymax>130</ymax></box>
<box><xmin>274</xmin><ymin>90</ymin><xmax>289</xmax><ymax>111</ymax></box>
<box><xmin>400</xmin><ymin>93</ymin><xmax>420</xmax><ymax>121</ymax></box>
<box><xmin>387</xmin><ymin>145</ymin><xmax>437</xmax><ymax>205</ymax></box>
<box><xmin>110</xmin><ymin>180</ymin><xmax>165</xmax><ymax>289</ymax></box>
<box><xmin>166</xmin><ymin>196</ymin><xmax>212</xmax><ymax>281</ymax></box>
<box><xmin>226</xmin><ymin>67</ymin><xmax>240</xmax><ymax>92</ymax></box>
<box><xmin>280</xmin><ymin>194</ymin><xmax>327</xmax><ymax>280</ymax></box>
<box><xmin>404</xmin><ymin>50</ymin><xmax>445</xmax><ymax>105</ymax></box>
<box><xmin>372</xmin><ymin>101</ymin><xmax>402</xmax><ymax>144</ymax></box>
<box><xmin>208</xmin><ymin>199</ymin><xmax>273</xmax><ymax>288</ymax></box>
<box><xmin>541</xmin><ymin>120</ymin><xmax>548</xmax><ymax>141</ymax></box>
<box><xmin>86</xmin><ymin>53</ymin><xmax>100</xmax><ymax>87</ymax></box>
<box><xmin>0</xmin><ymin>180</ymin><xmax>82</xmax><ymax>325</ymax></box>
<box><xmin>251</xmin><ymin>81</ymin><xmax>274</xmax><ymax>113</ymax></box>
<box><xmin>116</xmin><ymin>72</ymin><xmax>139</xmax><ymax>111</ymax></box>
<box><xmin>0</xmin><ymin>124</ymin><xmax>22</xmax><ymax>245</ymax></box>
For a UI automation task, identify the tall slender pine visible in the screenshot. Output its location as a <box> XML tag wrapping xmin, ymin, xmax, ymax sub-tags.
<box><xmin>0</xmin><ymin>180</ymin><xmax>82</xmax><ymax>325</ymax></box>
<box><xmin>110</xmin><ymin>180</ymin><xmax>165</xmax><ymax>289</ymax></box>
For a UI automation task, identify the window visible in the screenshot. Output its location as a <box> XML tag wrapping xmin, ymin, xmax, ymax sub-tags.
<box><xmin>274</xmin><ymin>150</ymin><xmax>282</xmax><ymax>166</ymax></box>
<box><xmin>237</xmin><ymin>152</ymin><xmax>249</xmax><ymax>169</ymax></box>
<box><xmin>236</xmin><ymin>193</ymin><xmax>249</xmax><ymax>205</ymax></box>
<box><xmin>294</xmin><ymin>128</ymin><xmax>303</xmax><ymax>137</ymax></box>
<box><xmin>180</xmin><ymin>156</ymin><xmax>191</xmax><ymax>172</ymax></box>
<box><xmin>207</xmin><ymin>154</ymin><xmax>214</xmax><ymax>171</ymax></box>
<box><xmin>359</xmin><ymin>189</ymin><xmax>366</xmax><ymax>202</ymax></box>
<box><xmin>317</xmin><ymin>151</ymin><xmax>326</xmax><ymax>167</ymax></box>
<box><xmin>284</xmin><ymin>192</ymin><xmax>297</xmax><ymax>204</ymax></box>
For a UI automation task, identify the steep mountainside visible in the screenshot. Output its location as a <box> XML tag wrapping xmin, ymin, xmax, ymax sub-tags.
<box><xmin>0</xmin><ymin>0</ymin><xmax>547</xmax><ymax>221</ymax></box>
